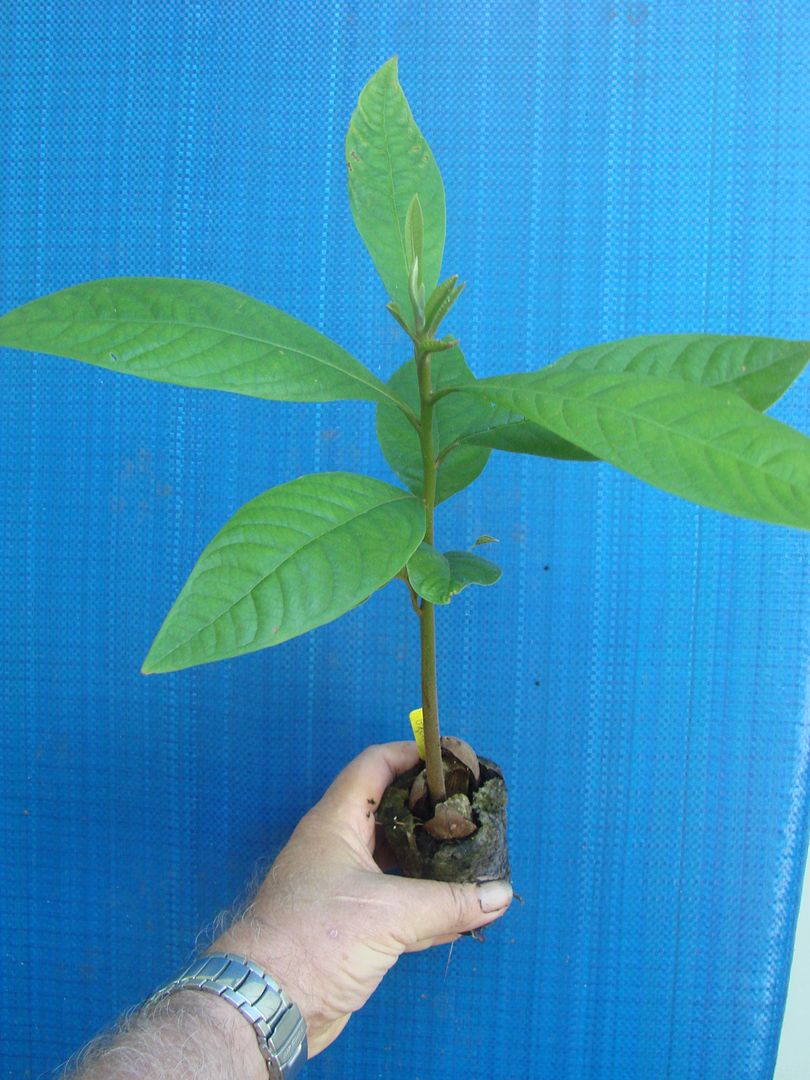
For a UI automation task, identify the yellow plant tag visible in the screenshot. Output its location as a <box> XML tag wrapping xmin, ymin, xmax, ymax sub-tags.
<box><xmin>409</xmin><ymin>707</ymin><xmax>426</xmax><ymax>759</ymax></box>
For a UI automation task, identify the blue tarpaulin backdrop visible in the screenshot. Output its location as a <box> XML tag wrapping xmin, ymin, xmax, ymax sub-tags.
<box><xmin>1</xmin><ymin>3</ymin><xmax>810</xmax><ymax>1078</ymax></box>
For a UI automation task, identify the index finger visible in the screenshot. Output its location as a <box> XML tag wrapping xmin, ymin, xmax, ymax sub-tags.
<box><xmin>321</xmin><ymin>741</ymin><xmax>421</xmax><ymax>811</ymax></box>
<box><xmin>312</xmin><ymin>741</ymin><xmax>421</xmax><ymax>853</ymax></box>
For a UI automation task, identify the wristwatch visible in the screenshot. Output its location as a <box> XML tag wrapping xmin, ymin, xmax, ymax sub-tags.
<box><xmin>146</xmin><ymin>951</ymin><xmax>308</xmax><ymax>1078</ymax></box>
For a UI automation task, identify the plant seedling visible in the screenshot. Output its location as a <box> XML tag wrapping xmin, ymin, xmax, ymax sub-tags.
<box><xmin>2</xmin><ymin>58</ymin><xmax>810</xmax><ymax>881</ymax></box>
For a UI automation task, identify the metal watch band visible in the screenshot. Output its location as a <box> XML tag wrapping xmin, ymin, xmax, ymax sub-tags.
<box><xmin>146</xmin><ymin>952</ymin><xmax>307</xmax><ymax>1079</ymax></box>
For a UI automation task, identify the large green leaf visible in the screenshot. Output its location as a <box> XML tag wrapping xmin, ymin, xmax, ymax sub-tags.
<box><xmin>552</xmin><ymin>333</ymin><xmax>810</xmax><ymax>411</ymax></box>
<box><xmin>466</xmin><ymin>368</ymin><xmax>810</xmax><ymax>530</ymax></box>
<box><xmin>142</xmin><ymin>472</ymin><xmax>425</xmax><ymax>673</ymax></box>
<box><xmin>376</xmin><ymin>347</ymin><xmax>491</xmax><ymax>503</ymax></box>
<box><xmin>0</xmin><ymin>277</ymin><xmax>406</xmax><ymax>409</ymax></box>
<box><xmin>346</xmin><ymin>58</ymin><xmax>445</xmax><ymax>325</ymax></box>
<box><xmin>459</xmin><ymin>334</ymin><xmax>810</xmax><ymax>462</ymax></box>
<box><xmin>406</xmin><ymin>544</ymin><xmax>501</xmax><ymax>605</ymax></box>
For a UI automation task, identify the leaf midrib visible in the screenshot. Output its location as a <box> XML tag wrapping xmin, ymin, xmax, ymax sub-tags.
<box><xmin>11</xmin><ymin>312</ymin><xmax>401</xmax><ymax>406</ymax></box>
<box><xmin>150</xmin><ymin>489</ymin><xmax>418</xmax><ymax>667</ymax></box>
<box><xmin>485</xmin><ymin>376</ymin><xmax>809</xmax><ymax>493</ymax></box>
<box><xmin>463</xmin><ymin>342</ymin><xmax>804</xmax><ymax>450</ymax></box>
<box><xmin>381</xmin><ymin>72</ymin><xmax>410</xmax><ymax>293</ymax></box>
<box><xmin>561</xmin><ymin>337</ymin><xmax>804</xmax><ymax>394</ymax></box>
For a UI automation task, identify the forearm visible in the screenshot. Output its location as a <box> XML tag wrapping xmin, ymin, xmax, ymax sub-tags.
<box><xmin>64</xmin><ymin>989</ymin><xmax>267</xmax><ymax>1080</ymax></box>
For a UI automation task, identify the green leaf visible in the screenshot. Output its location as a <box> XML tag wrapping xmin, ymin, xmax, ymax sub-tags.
<box><xmin>406</xmin><ymin>544</ymin><xmax>452</xmax><ymax>604</ymax></box>
<box><xmin>424</xmin><ymin>275</ymin><xmax>465</xmax><ymax>337</ymax></box>
<box><xmin>0</xmin><ymin>277</ymin><xmax>407</xmax><ymax>409</ymax></box>
<box><xmin>445</xmin><ymin>551</ymin><xmax>502</xmax><ymax>594</ymax></box>
<box><xmin>346</xmin><ymin>57</ymin><xmax>446</xmax><ymax>327</ymax></box>
<box><xmin>406</xmin><ymin>544</ymin><xmax>501</xmax><ymax>605</ymax></box>
<box><xmin>552</xmin><ymin>333</ymin><xmax>810</xmax><ymax>411</ymax></box>
<box><xmin>466</xmin><ymin>368</ymin><xmax>810</xmax><ymax>530</ymax></box>
<box><xmin>375</xmin><ymin>347</ymin><xmax>491</xmax><ymax>503</ymax></box>
<box><xmin>141</xmin><ymin>472</ymin><xmax>425</xmax><ymax>673</ymax></box>
<box><xmin>463</xmin><ymin>408</ymin><xmax>597</xmax><ymax>461</ymax></box>
<box><xmin>458</xmin><ymin>334</ymin><xmax>810</xmax><ymax>462</ymax></box>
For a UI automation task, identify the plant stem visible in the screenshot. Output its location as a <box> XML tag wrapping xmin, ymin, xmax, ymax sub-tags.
<box><xmin>415</xmin><ymin>345</ymin><xmax>446</xmax><ymax>806</ymax></box>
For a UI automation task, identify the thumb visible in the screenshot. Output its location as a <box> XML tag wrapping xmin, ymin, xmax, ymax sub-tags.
<box><xmin>391</xmin><ymin>877</ymin><xmax>513</xmax><ymax>941</ymax></box>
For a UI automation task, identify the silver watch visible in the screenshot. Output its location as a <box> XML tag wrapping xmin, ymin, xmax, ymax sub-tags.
<box><xmin>146</xmin><ymin>952</ymin><xmax>307</xmax><ymax>1078</ymax></box>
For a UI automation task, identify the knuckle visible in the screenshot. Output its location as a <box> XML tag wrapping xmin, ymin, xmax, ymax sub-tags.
<box><xmin>447</xmin><ymin>883</ymin><xmax>471</xmax><ymax>927</ymax></box>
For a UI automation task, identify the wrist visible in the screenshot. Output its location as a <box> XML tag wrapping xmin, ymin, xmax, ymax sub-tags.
<box><xmin>145</xmin><ymin>949</ymin><xmax>309</xmax><ymax>1078</ymax></box>
<box><xmin>74</xmin><ymin>988</ymin><xmax>270</xmax><ymax>1080</ymax></box>
<box><xmin>157</xmin><ymin>990</ymin><xmax>268</xmax><ymax>1080</ymax></box>
<box><xmin>209</xmin><ymin>917</ymin><xmax>312</xmax><ymax>1026</ymax></box>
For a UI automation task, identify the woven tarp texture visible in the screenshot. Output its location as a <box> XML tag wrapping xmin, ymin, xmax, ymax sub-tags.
<box><xmin>2</xmin><ymin>2</ymin><xmax>810</xmax><ymax>1078</ymax></box>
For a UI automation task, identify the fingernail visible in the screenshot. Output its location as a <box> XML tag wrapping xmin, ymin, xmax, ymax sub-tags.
<box><xmin>477</xmin><ymin>879</ymin><xmax>513</xmax><ymax>913</ymax></box>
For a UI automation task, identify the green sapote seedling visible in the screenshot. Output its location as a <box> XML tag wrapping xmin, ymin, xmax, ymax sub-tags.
<box><xmin>2</xmin><ymin>58</ymin><xmax>810</xmax><ymax>885</ymax></box>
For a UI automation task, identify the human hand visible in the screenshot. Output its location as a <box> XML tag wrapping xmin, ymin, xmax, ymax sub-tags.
<box><xmin>211</xmin><ymin>741</ymin><xmax>513</xmax><ymax>1059</ymax></box>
